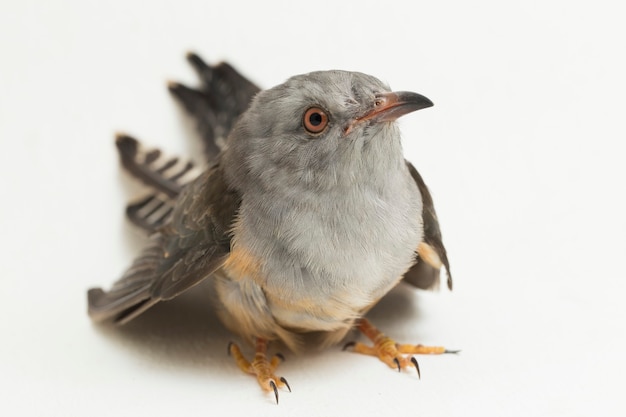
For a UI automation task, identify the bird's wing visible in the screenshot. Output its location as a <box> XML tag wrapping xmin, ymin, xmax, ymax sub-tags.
<box><xmin>168</xmin><ymin>53</ymin><xmax>261</xmax><ymax>162</ymax></box>
<box><xmin>88</xmin><ymin>163</ymin><xmax>240</xmax><ymax>324</ymax></box>
<box><xmin>403</xmin><ymin>161</ymin><xmax>453</xmax><ymax>290</ymax></box>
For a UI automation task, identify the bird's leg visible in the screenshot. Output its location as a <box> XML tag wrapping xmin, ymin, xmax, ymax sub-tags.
<box><xmin>228</xmin><ymin>338</ymin><xmax>291</xmax><ymax>404</ymax></box>
<box><xmin>344</xmin><ymin>318</ymin><xmax>454</xmax><ymax>377</ymax></box>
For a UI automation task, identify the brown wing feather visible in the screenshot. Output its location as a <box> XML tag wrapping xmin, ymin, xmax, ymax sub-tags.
<box><xmin>150</xmin><ymin>165</ymin><xmax>240</xmax><ymax>300</ymax></box>
<box><xmin>403</xmin><ymin>161</ymin><xmax>453</xmax><ymax>290</ymax></box>
<box><xmin>87</xmin><ymin>163</ymin><xmax>240</xmax><ymax>324</ymax></box>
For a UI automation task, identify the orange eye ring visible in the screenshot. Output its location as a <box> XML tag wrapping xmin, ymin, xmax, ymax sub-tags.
<box><xmin>303</xmin><ymin>107</ymin><xmax>329</xmax><ymax>135</ymax></box>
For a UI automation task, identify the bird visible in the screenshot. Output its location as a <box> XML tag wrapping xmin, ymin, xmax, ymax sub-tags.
<box><xmin>88</xmin><ymin>53</ymin><xmax>453</xmax><ymax>404</ymax></box>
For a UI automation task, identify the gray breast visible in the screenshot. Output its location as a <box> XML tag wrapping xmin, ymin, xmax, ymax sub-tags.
<box><xmin>237</xmin><ymin>166</ymin><xmax>423</xmax><ymax>328</ymax></box>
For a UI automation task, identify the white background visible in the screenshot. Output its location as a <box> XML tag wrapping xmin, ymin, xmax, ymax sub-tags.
<box><xmin>1</xmin><ymin>1</ymin><xmax>625</xmax><ymax>416</ymax></box>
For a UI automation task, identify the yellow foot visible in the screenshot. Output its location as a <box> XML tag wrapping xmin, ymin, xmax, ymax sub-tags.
<box><xmin>343</xmin><ymin>318</ymin><xmax>458</xmax><ymax>378</ymax></box>
<box><xmin>228</xmin><ymin>338</ymin><xmax>291</xmax><ymax>404</ymax></box>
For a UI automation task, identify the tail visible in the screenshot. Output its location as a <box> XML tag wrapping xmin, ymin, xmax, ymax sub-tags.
<box><xmin>168</xmin><ymin>52</ymin><xmax>260</xmax><ymax>161</ymax></box>
<box><xmin>115</xmin><ymin>134</ymin><xmax>200</xmax><ymax>233</ymax></box>
<box><xmin>114</xmin><ymin>54</ymin><xmax>260</xmax><ymax>233</ymax></box>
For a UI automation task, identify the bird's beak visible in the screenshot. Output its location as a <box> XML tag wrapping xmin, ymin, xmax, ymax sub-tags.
<box><xmin>358</xmin><ymin>91</ymin><xmax>433</xmax><ymax>123</ymax></box>
<box><xmin>344</xmin><ymin>91</ymin><xmax>433</xmax><ymax>136</ymax></box>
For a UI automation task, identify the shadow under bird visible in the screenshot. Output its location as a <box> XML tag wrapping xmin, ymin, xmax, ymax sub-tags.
<box><xmin>88</xmin><ymin>53</ymin><xmax>455</xmax><ymax>403</ymax></box>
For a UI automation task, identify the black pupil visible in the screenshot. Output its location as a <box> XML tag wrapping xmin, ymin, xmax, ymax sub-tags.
<box><xmin>309</xmin><ymin>112</ymin><xmax>323</xmax><ymax>126</ymax></box>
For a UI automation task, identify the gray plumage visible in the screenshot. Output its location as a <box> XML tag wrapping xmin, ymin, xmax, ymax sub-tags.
<box><xmin>88</xmin><ymin>54</ymin><xmax>451</xmax><ymax>353</ymax></box>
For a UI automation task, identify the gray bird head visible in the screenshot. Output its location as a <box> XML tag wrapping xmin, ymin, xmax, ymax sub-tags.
<box><xmin>223</xmin><ymin>70</ymin><xmax>432</xmax><ymax>193</ymax></box>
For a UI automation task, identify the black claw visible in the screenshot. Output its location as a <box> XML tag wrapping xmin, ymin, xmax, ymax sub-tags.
<box><xmin>410</xmin><ymin>357</ymin><xmax>421</xmax><ymax>379</ymax></box>
<box><xmin>227</xmin><ymin>342</ymin><xmax>234</xmax><ymax>356</ymax></box>
<box><xmin>393</xmin><ymin>357</ymin><xmax>401</xmax><ymax>372</ymax></box>
<box><xmin>342</xmin><ymin>341</ymin><xmax>356</xmax><ymax>351</ymax></box>
<box><xmin>275</xmin><ymin>353</ymin><xmax>285</xmax><ymax>362</ymax></box>
<box><xmin>270</xmin><ymin>380</ymin><xmax>279</xmax><ymax>405</ymax></box>
<box><xmin>444</xmin><ymin>349</ymin><xmax>461</xmax><ymax>354</ymax></box>
<box><xmin>280</xmin><ymin>377</ymin><xmax>292</xmax><ymax>392</ymax></box>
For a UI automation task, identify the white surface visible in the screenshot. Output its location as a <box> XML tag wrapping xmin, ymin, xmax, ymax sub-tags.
<box><xmin>1</xmin><ymin>1</ymin><xmax>625</xmax><ymax>416</ymax></box>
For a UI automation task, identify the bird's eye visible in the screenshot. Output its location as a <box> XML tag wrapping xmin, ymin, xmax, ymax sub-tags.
<box><xmin>303</xmin><ymin>107</ymin><xmax>329</xmax><ymax>135</ymax></box>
